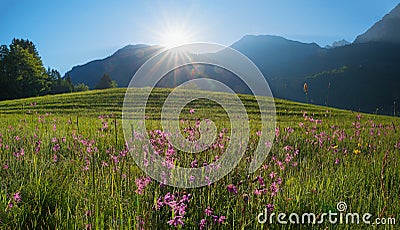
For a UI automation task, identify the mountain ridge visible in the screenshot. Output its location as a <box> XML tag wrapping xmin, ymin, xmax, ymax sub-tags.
<box><xmin>354</xmin><ymin>3</ymin><xmax>400</xmax><ymax>44</ymax></box>
<box><xmin>64</xmin><ymin>4</ymin><xmax>400</xmax><ymax>114</ymax></box>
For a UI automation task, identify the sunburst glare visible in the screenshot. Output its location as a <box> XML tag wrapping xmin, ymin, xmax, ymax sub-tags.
<box><xmin>160</xmin><ymin>27</ymin><xmax>193</xmax><ymax>49</ymax></box>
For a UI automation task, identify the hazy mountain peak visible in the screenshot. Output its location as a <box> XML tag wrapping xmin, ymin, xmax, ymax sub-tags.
<box><xmin>385</xmin><ymin>3</ymin><xmax>400</xmax><ymax>19</ymax></box>
<box><xmin>354</xmin><ymin>3</ymin><xmax>400</xmax><ymax>44</ymax></box>
<box><xmin>325</xmin><ymin>39</ymin><xmax>350</xmax><ymax>49</ymax></box>
<box><xmin>233</xmin><ymin>34</ymin><xmax>320</xmax><ymax>47</ymax></box>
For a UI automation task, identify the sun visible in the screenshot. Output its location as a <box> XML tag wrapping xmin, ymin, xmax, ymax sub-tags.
<box><xmin>160</xmin><ymin>27</ymin><xmax>192</xmax><ymax>49</ymax></box>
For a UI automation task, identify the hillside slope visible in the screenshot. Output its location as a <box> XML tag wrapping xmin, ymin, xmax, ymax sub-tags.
<box><xmin>66</xmin><ymin>45</ymin><xmax>163</xmax><ymax>88</ymax></box>
<box><xmin>0</xmin><ymin>88</ymin><xmax>396</xmax><ymax>124</ymax></box>
<box><xmin>354</xmin><ymin>3</ymin><xmax>400</xmax><ymax>44</ymax></box>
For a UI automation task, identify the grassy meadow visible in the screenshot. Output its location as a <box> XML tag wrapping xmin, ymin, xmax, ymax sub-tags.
<box><xmin>0</xmin><ymin>88</ymin><xmax>399</xmax><ymax>229</ymax></box>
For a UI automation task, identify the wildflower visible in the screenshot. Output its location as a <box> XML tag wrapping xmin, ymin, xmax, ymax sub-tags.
<box><xmin>135</xmin><ymin>176</ymin><xmax>152</xmax><ymax>195</ymax></box>
<box><xmin>14</xmin><ymin>148</ymin><xmax>25</xmax><ymax>158</ymax></box>
<box><xmin>164</xmin><ymin>192</ymin><xmax>175</xmax><ymax>203</ymax></box>
<box><xmin>227</xmin><ymin>184</ymin><xmax>237</xmax><ymax>194</ymax></box>
<box><xmin>53</xmin><ymin>144</ymin><xmax>60</xmax><ymax>152</ymax></box>
<box><xmin>216</xmin><ymin>216</ymin><xmax>226</xmax><ymax>224</ymax></box>
<box><xmin>276</xmin><ymin>161</ymin><xmax>285</xmax><ymax>170</ymax></box>
<box><xmin>175</xmin><ymin>202</ymin><xmax>187</xmax><ymax>215</ymax></box>
<box><xmin>270</xmin><ymin>182</ymin><xmax>278</xmax><ymax>196</ymax></box>
<box><xmin>205</xmin><ymin>206</ymin><xmax>213</xmax><ymax>216</ymax></box>
<box><xmin>180</xmin><ymin>194</ymin><xmax>191</xmax><ymax>203</ymax></box>
<box><xmin>35</xmin><ymin>140</ymin><xmax>42</xmax><ymax>153</ymax></box>
<box><xmin>199</xmin><ymin>219</ymin><xmax>207</xmax><ymax>229</ymax></box>
<box><xmin>253</xmin><ymin>188</ymin><xmax>264</xmax><ymax>195</ymax></box>
<box><xmin>285</xmin><ymin>127</ymin><xmax>294</xmax><ymax>133</ymax></box>
<box><xmin>167</xmin><ymin>215</ymin><xmax>184</xmax><ymax>227</ymax></box>
<box><xmin>353</xmin><ymin>149</ymin><xmax>361</xmax><ymax>155</ymax></box>
<box><xmin>102</xmin><ymin>122</ymin><xmax>108</xmax><ymax>130</ymax></box>
<box><xmin>283</xmin><ymin>145</ymin><xmax>293</xmax><ymax>152</ymax></box>
<box><xmin>85</xmin><ymin>210</ymin><xmax>92</xmax><ymax>216</ymax></box>
<box><xmin>189</xmin><ymin>108</ymin><xmax>195</xmax><ymax>114</ymax></box>
<box><xmin>335</xmin><ymin>158</ymin><xmax>340</xmax><ymax>164</ymax></box>
<box><xmin>136</xmin><ymin>216</ymin><xmax>145</xmax><ymax>230</ymax></box>
<box><xmin>3</xmin><ymin>164</ymin><xmax>9</xmax><ymax>170</ymax></box>
<box><xmin>110</xmin><ymin>155</ymin><xmax>119</xmax><ymax>164</ymax></box>
<box><xmin>275</xmin><ymin>127</ymin><xmax>280</xmax><ymax>138</ymax></box>
<box><xmin>257</xmin><ymin>176</ymin><xmax>265</xmax><ymax>186</ymax></box>
<box><xmin>13</xmin><ymin>192</ymin><xmax>22</xmax><ymax>203</ymax></box>
<box><xmin>53</xmin><ymin>154</ymin><xmax>58</xmax><ymax>162</ymax></box>
<box><xmin>266</xmin><ymin>203</ymin><xmax>274</xmax><ymax>213</ymax></box>
<box><xmin>155</xmin><ymin>197</ymin><xmax>164</xmax><ymax>210</ymax></box>
<box><xmin>269</xmin><ymin>171</ymin><xmax>276</xmax><ymax>179</ymax></box>
<box><xmin>285</xmin><ymin>154</ymin><xmax>293</xmax><ymax>163</ymax></box>
<box><xmin>190</xmin><ymin>159</ymin><xmax>198</xmax><ymax>168</ymax></box>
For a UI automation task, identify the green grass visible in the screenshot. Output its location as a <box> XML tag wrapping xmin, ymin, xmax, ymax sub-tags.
<box><xmin>0</xmin><ymin>88</ymin><xmax>399</xmax><ymax>229</ymax></box>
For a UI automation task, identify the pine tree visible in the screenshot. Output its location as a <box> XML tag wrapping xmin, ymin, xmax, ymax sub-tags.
<box><xmin>95</xmin><ymin>73</ymin><xmax>117</xmax><ymax>89</ymax></box>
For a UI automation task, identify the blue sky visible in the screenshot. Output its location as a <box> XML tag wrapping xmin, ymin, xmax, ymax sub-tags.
<box><xmin>1</xmin><ymin>0</ymin><xmax>399</xmax><ymax>75</ymax></box>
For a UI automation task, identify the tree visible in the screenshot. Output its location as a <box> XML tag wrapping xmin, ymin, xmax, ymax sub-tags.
<box><xmin>74</xmin><ymin>83</ymin><xmax>89</xmax><ymax>92</ymax></box>
<box><xmin>94</xmin><ymin>73</ymin><xmax>117</xmax><ymax>89</ymax></box>
<box><xmin>0</xmin><ymin>45</ymin><xmax>10</xmax><ymax>99</ymax></box>
<box><xmin>0</xmin><ymin>39</ymin><xmax>50</xmax><ymax>99</ymax></box>
<box><xmin>65</xmin><ymin>74</ymin><xmax>73</xmax><ymax>86</ymax></box>
<box><xmin>48</xmin><ymin>69</ymin><xmax>73</xmax><ymax>94</ymax></box>
<box><xmin>0</xmin><ymin>38</ymin><xmax>91</xmax><ymax>100</ymax></box>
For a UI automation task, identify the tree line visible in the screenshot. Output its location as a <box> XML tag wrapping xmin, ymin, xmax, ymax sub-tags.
<box><xmin>0</xmin><ymin>38</ymin><xmax>116</xmax><ymax>101</ymax></box>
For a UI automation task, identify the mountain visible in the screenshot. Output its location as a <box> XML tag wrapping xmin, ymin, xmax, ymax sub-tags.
<box><xmin>66</xmin><ymin>44</ymin><xmax>163</xmax><ymax>88</ymax></box>
<box><xmin>231</xmin><ymin>36</ymin><xmax>400</xmax><ymax>113</ymax></box>
<box><xmin>354</xmin><ymin>3</ymin><xmax>400</xmax><ymax>44</ymax></box>
<box><xmin>65</xmin><ymin>5</ymin><xmax>400</xmax><ymax>115</ymax></box>
<box><xmin>230</xmin><ymin>35</ymin><xmax>323</xmax><ymax>78</ymax></box>
<box><xmin>325</xmin><ymin>39</ymin><xmax>350</xmax><ymax>49</ymax></box>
